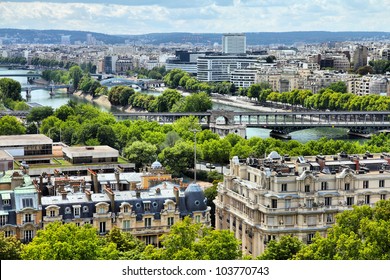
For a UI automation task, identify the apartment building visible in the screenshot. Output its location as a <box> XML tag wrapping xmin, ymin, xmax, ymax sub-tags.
<box><xmin>1</xmin><ymin>161</ymin><xmax>211</xmax><ymax>246</ymax></box>
<box><xmin>214</xmin><ymin>152</ymin><xmax>390</xmax><ymax>257</ymax></box>
<box><xmin>347</xmin><ymin>75</ymin><xmax>390</xmax><ymax>95</ymax></box>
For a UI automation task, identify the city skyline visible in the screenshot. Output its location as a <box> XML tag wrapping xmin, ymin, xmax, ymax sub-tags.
<box><xmin>0</xmin><ymin>0</ymin><xmax>389</xmax><ymax>35</ymax></box>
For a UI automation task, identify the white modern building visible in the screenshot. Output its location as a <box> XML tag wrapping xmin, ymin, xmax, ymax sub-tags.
<box><xmin>222</xmin><ymin>33</ymin><xmax>246</xmax><ymax>54</ymax></box>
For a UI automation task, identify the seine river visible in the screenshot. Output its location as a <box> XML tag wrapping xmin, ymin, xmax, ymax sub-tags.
<box><xmin>1</xmin><ymin>67</ymin><xmax>365</xmax><ymax>143</ymax></box>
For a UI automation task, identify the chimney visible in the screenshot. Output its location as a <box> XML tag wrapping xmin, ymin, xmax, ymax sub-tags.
<box><xmin>60</xmin><ymin>191</ymin><xmax>68</xmax><ymax>200</ymax></box>
<box><xmin>354</xmin><ymin>158</ymin><xmax>360</xmax><ymax>172</ymax></box>
<box><xmin>39</xmin><ymin>175</ymin><xmax>44</xmax><ymax>191</ymax></box>
<box><xmin>130</xmin><ymin>182</ymin><xmax>137</xmax><ymax>191</ymax></box>
<box><xmin>105</xmin><ymin>186</ymin><xmax>115</xmax><ymax>211</ymax></box>
<box><xmin>115</xmin><ymin>170</ymin><xmax>122</xmax><ymax>191</ymax></box>
<box><xmin>173</xmin><ymin>187</ymin><xmax>180</xmax><ymax>206</ymax></box>
<box><xmin>136</xmin><ymin>190</ymin><xmax>141</xmax><ymax>198</ymax></box>
<box><xmin>85</xmin><ymin>190</ymin><xmax>92</xmax><ymax>201</ymax></box>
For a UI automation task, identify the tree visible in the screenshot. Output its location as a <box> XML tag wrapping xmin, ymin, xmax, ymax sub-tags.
<box><xmin>54</xmin><ymin>105</ymin><xmax>75</xmax><ymax>121</ymax></box>
<box><xmin>257</xmin><ymin>235</ymin><xmax>304</xmax><ymax>260</ymax></box>
<box><xmin>124</xmin><ymin>141</ymin><xmax>158</xmax><ymax>169</ymax></box>
<box><xmin>105</xmin><ymin>227</ymin><xmax>146</xmax><ymax>260</ymax></box>
<box><xmin>0</xmin><ymin>233</ymin><xmax>23</xmax><ymax>260</ymax></box>
<box><xmin>26</xmin><ymin>106</ymin><xmax>54</xmax><ymax>123</ymax></box>
<box><xmin>326</xmin><ymin>81</ymin><xmax>347</xmax><ymax>93</ymax></box>
<box><xmin>294</xmin><ymin>200</ymin><xmax>390</xmax><ymax>260</ymax></box>
<box><xmin>0</xmin><ymin>116</ymin><xmax>26</xmax><ymax>135</ymax></box>
<box><xmin>0</xmin><ymin>78</ymin><xmax>22</xmax><ymax>101</ymax></box>
<box><xmin>21</xmin><ymin>222</ymin><xmax>119</xmax><ymax>260</ymax></box>
<box><xmin>97</xmin><ymin>125</ymin><xmax>117</xmax><ymax>148</ymax></box>
<box><xmin>357</xmin><ymin>65</ymin><xmax>374</xmax><ymax>76</ymax></box>
<box><xmin>171</xmin><ymin>92</ymin><xmax>212</xmax><ymax>113</ymax></box>
<box><xmin>69</xmin><ymin>65</ymin><xmax>83</xmax><ymax>90</ymax></box>
<box><xmin>155</xmin><ymin>89</ymin><xmax>183</xmax><ymax>112</ymax></box>
<box><xmin>159</xmin><ymin>140</ymin><xmax>194</xmax><ymax>176</ymax></box>
<box><xmin>141</xmin><ymin>216</ymin><xmax>241</xmax><ymax>260</ymax></box>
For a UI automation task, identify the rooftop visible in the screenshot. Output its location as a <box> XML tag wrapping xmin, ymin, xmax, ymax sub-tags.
<box><xmin>62</xmin><ymin>145</ymin><xmax>119</xmax><ymax>158</ymax></box>
<box><xmin>0</xmin><ymin>134</ymin><xmax>52</xmax><ymax>147</ymax></box>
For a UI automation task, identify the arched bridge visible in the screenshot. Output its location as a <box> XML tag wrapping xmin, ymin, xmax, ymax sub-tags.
<box><xmin>113</xmin><ymin>110</ymin><xmax>390</xmax><ymax>138</ymax></box>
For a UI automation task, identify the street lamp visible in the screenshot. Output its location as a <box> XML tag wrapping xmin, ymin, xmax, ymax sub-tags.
<box><xmin>190</xmin><ymin>129</ymin><xmax>200</xmax><ymax>182</ymax></box>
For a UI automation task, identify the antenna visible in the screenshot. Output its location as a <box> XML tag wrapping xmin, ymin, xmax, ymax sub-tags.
<box><xmin>190</xmin><ymin>129</ymin><xmax>200</xmax><ymax>183</ymax></box>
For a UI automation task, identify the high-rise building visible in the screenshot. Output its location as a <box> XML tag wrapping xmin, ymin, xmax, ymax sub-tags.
<box><xmin>61</xmin><ymin>35</ymin><xmax>71</xmax><ymax>45</ymax></box>
<box><xmin>352</xmin><ymin>45</ymin><xmax>368</xmax><ymax>71</ymax></box>
<box><xmin>222</xmin><ymin>33</ymin><xmax>246</xmax><ymax>54</ymax></box>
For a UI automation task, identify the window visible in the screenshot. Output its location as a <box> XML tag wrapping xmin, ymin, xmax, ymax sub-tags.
<box><xmin>281</xmin><ymin>184</ymin><xmax>287</xmax><ymax>192</ymax></box>
<box><xmin>306</xmin><ymin>199</ymin><xmax>314</xmax><ymax>208</ymax></box>
<box><xmin>347</xmin><ymin>197</ymin><xmax>354</xmax><ymax>206</ymax></box>
<box><xmin>307</xmin><ymin>233</ymin><xmax>315</xmax><ymax>244</ymax></box>
<box><xmin>98</xmin><ymin>207</ymin><xmax>106</xmax><ymax>214</ymax></box>
<box><xmin>381</xmin><ymin>194</ymin><xmax>386</xmax><ymax>200</ymax></box>
<box><xmin>145</xmin><ymin>217</ymin><xmax>152</xmax><ymax>228</ymax></box>
<box><xmin>364</xmin><ymin>195</ymin><xmax>370</xmax><ymax>205</ymax></box>
<box><xmin>4</xmin><ymin>230</ymin><xmax>13</xmax><ymax>237</ymax></box>
<box><xmin>326</xmin><ymin>214</ymin><xmax>333</xmax><ymax>223</ymax></box>
<box><xmin>144</xmin><ymin>202</ymin><xmax>151</xmax><ymax>212</ymax></box>
<box><xmin>325</xmin><ymin>197</ymin><xmax>332</xmax><ymax>207</ymax></box>
<box><xmin>168</xmin><ymin>217</ymin><xmax>174</xmax><ymax>227</ymax></box>
<box><xmin>344</xmin><ymin>183</ymin><xmax>350</xmax><ymax>191</ymax></box>
<box><xmin>144</xmin><ymin>235</ymin><xmax>154</xmax><ymax>245</ymax></box>
<box><xmin>82</xmin><ymin>206</ymin><xmax>89</xmax><ymax>213</ymax></box>
<box><xmin>271</xmin><ymin>199</ymin><xmax>278</xmax><ymax>208</ymax></box>
<box><xmin>74</xmin><ymin>207</ymin><xmax>80</xmax><ymax>217</ymax></box>
<box><xmin>22</xmin><ymin>198</ymin><xmax>33</xmax><ymax>208</ymax></box>
<box><xmin>379</xmin><ymin>180</ymin><xmax>385</xmax><ymax>188</ymax></box>
<box><xmin>363</xmin><ymin>181</ymin><xmax>369</xmax><ymax>189</ymax></box>
<box><xmin>305</xmin><ymin>185</ymin><xmax>310</xmax><ymax>192</ymax></box>
<box><xmin>75</xmin><ymin>222</ymin><xmax>80</xmax><ymax>227</ymax></box>
<box><xmin>99</xmin><ymin>222</ymin><xmax>106</xmax><ymax>234</ymax></box>
<box><xmin>49</xmin><ymin>210</ymin><xmax>55</xmax><ymax>217</ymax></box>
<box><xmin>123</xmin><ymin>220</ymin><xmax>130</xmax><ymax>229</ymax></box>
<box><xmin>195</xmin><ymin>215</ymin><xmax>201</xmax><ymax>223</ymax></box>
<box><xmin>24</xmin><ymin>230</ymin><xmax>34</xmax><ymax>242</ymax></box>
<box><xmin>24</xmin><ymin>213</ymin><xmax>32</xmax><ymax>223</ymax></box>
<box><xmin>267</xmin><ymin>216</ymin><xmax>276</xmax><ymax>226</ymax></box>
<box><xmin>285</xmin><ymin>216</ymin><xmax>293</xmax><ymax>225</ymax></box>
<box><xmin>2</xmin><ymin>199</ymin><xmax>10</xmax><ymax>206</ymax></box>
<box><xmin>123</xmin><ymin>206</ymin><xmax>129</xmax><ymax>213</ymax></box>
<box><xmin>0</xmin><ymin>215</ymin><xmax>7</xmax><ymax>226</ymax></box>
<box><xmin>321</xmin><ymin>182</ymin><xmax>327</xmax><ymax>190</ymax></box>
<box><xmin>285</xmin><ymin>199</ymin><xmax>291</xmax><ymax>209</ymax></box>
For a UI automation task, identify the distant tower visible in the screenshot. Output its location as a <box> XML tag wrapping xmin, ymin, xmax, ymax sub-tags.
<box><xmin>61</xmin><ymin>35</ymin><xmax>71</xmax><ymax>45</ymax></box>
<box><xmin>353</xmin><ymin>45</ymin><xmax>368</xmax><ymax>71</ymax></box>
<box><xmin>86</xmin><ymin>33</ymin><xmax>95</xmax><ymax>45</ymax></box>
<box><xmin>222</xmin><ymin>33</ymin><xmax>246</xmax><ymax>54</ymax></box>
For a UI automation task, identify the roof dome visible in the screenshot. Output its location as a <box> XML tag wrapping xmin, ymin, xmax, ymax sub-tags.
<box><xmin>151</xmin><ymin>160</ymin><xmax>162</xmax><ymax>169</ymax></box>
<box><xmin>185</xmin><ymin>182</ymin><xmax>203</xmax><ymax>193</ymax></box>
<box><xmin>268</xmin><ymin>151</ymin><xmax>281</xmax><ymax>160</ymax></box>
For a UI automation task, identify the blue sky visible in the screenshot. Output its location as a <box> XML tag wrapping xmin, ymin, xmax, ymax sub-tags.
<box><xmin>1</xmin><ymin>0</ymin><xmax>389</xmax><ymax>34</ymax></box>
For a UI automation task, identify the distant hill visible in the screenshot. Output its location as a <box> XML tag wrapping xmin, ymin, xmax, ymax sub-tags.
<box><xmin>1</xmin><ymin>29</ymin><xmax>389</xmax><ymax>45</ymax></box>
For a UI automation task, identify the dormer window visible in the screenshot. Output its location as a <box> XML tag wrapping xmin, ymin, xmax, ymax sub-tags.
<box><xmin>22</xmin><ymin>198</ymin><xmax>33</xmax><ymax>208</ymax></box>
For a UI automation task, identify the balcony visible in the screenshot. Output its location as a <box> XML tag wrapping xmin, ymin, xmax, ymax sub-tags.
<box><xmin>132</xmin><ymin>225</ymin><xmax>170</xmax><ymax>235</ymax></box>
<box><xmin>22</xmin><ymin>219</ymin><xmax>35</xmax><ymax>225</ymax></box>
<box><xmin>43</xmin><ymin>215</ymin><xmax>63</xmax><ymax>222</ymax></box>
<box><xmin>93</xmin><ymin>212</ymin><xmax>112</xmax><ymax>219</ymax></box>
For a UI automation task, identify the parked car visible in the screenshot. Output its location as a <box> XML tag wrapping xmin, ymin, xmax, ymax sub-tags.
<box><xmin>206</xmin><ymin>163</ymin><xmax>216</xmax><ymax>169</ymax></box>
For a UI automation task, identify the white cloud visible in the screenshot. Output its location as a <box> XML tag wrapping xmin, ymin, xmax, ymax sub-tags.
<box><xmin>0</xmin><ymin>1</ymin><xmax>389</xmax><ymax>34</ymax></box>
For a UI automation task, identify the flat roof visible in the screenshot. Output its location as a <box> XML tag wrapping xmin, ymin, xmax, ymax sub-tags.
<box><xmin>62</xmin><ymin>145</ymin><xmax>119</xmax><ymax>158</ymax></box>
<box><xmin>0</xmin><ymin>134</ymin><xmax>52</xmax><ymax>147</ymax></box>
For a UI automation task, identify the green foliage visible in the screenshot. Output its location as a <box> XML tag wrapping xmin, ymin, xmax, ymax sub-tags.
<box><xmin>0</xmin><ymin>233</ymin><xmax>23</xmax><ymax>260</ymax></box>
<box><xmin>54</xmin><ymin>105</ymin><xmax>75</xmax><ymax>121</ymax></box>
<box><xmin>257</xmin><ymin>235</ymin><xmax>304</xmax><ymax>260</ymax></box>
<box><xmin>201</xmin><ymin>138</ymin><xmax>232</xmax><ymax>165</ymax></box>
<box><xmin>326</xmin><ymin>81</ymin><xmax>347</xmax><ymax>93</ymax></box>
<box><xmin>0</xmin><ymin>115</ymin><xmax>26</xmax><ymax>135</ymax></box>
<box><xmin>159</xmin><ymin>140</ymin><xmax>195</xmax><ymax>176</ymax></box>
<box><xmin>141</xmin><ymin>216</ymin><xmax>241</xmax><ymax>260</ymax></box>
<box><xmin>171</xmin><ymin>92</ymin><xmax>212</xmax><ymax>112</ymax></box>
<box><xmin>108</xmin><ymin>86</ymin><xmax>135</xmax><ymax>106</ymax></box>
<box><xmin>21</xmin><ymin>222</ymin><xmax>119</xmax><ymax>260</ymax></box>
<box><xmin>164</xmin><ymin>68</ymin><xmax>188</xmax><ymax>88</ymax></box>
<box><xmin>294</xmin><ymin>200</ymin><xmax>390</xmax><ymax>260</ymax></box>
<box><xmin>69</xmin><ymin>65</ymin><xmax>83</xmax><ymax>90</ymax></box>
<box><xmin>0</xmin><ymin>78</ymin><xmax>22</xmax><ymax>101</ymax></box>
<box><xmin>124</xmin><ymin>140</ymin><xmax>158</xmax><ymax>169</ymax></box>
<box><xmin>105</xmin><ymin>227</ymin><xmax>146</xmax><ymax>260</ymax></box>
<box><xmin>155</xmin><ymin>89</ymin><xmax>183</xmax><ymax>112</ymax></box>
<box><xmin>369</xmin><ymin>60</ymin><xmax>390</xmax><ymax>74</ymax></box>
<box><xmin>26</xmin><ymin>106</ymin><xmax>54</xmax><ymax>123</ymax></box>
<box><xmin>0</xmin><ymin>56</ymin><xmax>27</xmax><ymax>65</ymax></box>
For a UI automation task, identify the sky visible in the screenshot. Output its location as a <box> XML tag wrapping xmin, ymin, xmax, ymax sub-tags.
<box><xmin>0</xmin><ymin>0</ymin><xmax>389</xmax><ymax>35</ymax></box>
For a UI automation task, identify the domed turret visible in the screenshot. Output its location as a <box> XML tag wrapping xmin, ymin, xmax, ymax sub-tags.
<box><xmin>184</xmin><ymin>182</ymin><xmax>207</xmax><ymax>211</ymax></box>
<box><xmin>151</xmin><ymin>160</ymin><xmax>162</xmax><ymax>170</ymax></box>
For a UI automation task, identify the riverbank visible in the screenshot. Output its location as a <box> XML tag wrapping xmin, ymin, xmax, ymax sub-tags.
<box><xmin>72</xmin><ymin>91</ymin><xmax>146</xmax><ymax>113</ymax></box>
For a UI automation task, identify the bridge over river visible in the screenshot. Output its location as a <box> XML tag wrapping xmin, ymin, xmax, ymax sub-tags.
<box><xmin>113</xmin><ymin>110</ymin><xmax>390</xmax><ymax>139</ymax></box>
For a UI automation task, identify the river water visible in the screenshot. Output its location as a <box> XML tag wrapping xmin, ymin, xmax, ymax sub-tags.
<box><xmin>1</xmin><ymin>67</ymin><xmax>365</xmax><ymax>143</ymax></box>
